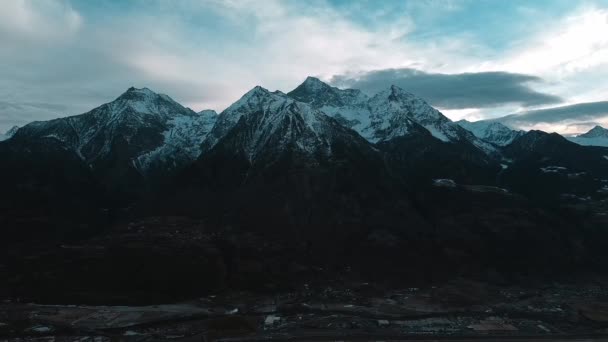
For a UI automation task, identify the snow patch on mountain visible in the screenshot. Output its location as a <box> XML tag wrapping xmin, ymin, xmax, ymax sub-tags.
<box><xmin>541</xmin><ymin>165</ymin><xmax>568</xmax><ymax>173</ymax></box>
<box><xmin>134</xmin><ymin>110</ymin><xmax>217</xmax><ymax>172</ymax></box>
<box><xmin>433</xmin><ymin>179</ymin><xmax>457</xmax><ymax>188</ymax></box>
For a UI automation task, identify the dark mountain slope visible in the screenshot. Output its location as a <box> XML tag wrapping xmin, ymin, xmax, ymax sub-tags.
<box><xmin>500</xmin><ymin>130</ymin><xmax>608</xmax><ymax>203</ymax></box>
<box><xmin>168</xmin><ymin>87</ymin><xmax>430</xmax><ymax>276</ymax></box>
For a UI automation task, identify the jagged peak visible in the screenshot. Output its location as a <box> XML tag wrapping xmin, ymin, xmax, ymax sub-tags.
<box><xmin>116</xmin><ymin>86</ymin><xmax>175</xmax><ymax>103</ymax></box>
<box><xmin>304</xmin><ymin>75</ymin><xmax>323</xmax><ymax>83</ymax></box>
<box><xmin>579</xmin><ymin>125</ymin><xmax>608</xmax><ymax>138</ymax></box>
<box><xmin>302</xmin><ymin>76</ymin><xmax>330</xmax><ymax>89</ymax></box>
<box><xmin>240</xmin><ymin>85</ymin><xmax>273</xmax><ymax>99</ymax></box>
<box><xmin>288</xmin><ymin>77</ymin><xmax>368</xmax><ymax>109</ymax></box>
<box><xmin>98</xmin><ymin>86</ymin><xmax>191</xmax><ymax>118</ymax></box>
<box><xmin>222</xmin><ymin>85</ymin><xmax>292</xmax><ymax>117</ymax></box>
<box><xmin>251</xmin><ymin>85</ymin><xmax>269</xmax><ymax>92</ymax></box>
<box><xmin>455</xmin><ymin>119</ymin><xmax>524</xmax><ymax>146</ymax></box>
<box><xmin>234</xmin><ymin>85</ymin><xmax>288</xmax><ymax>106</ymax></box>
<box><xmin>388</xmin><ymin>84</ymin><xmax>418</xmax><ymax>99</ymax></box>
<box><xmin>289</xmin><ymin>76</ymin><xmax>334</xmax><ymax>95</ymax></box>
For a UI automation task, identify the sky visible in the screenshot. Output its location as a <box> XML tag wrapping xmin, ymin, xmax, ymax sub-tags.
<box><xmin>1</xmin><ymin>0</ymin><xmax>608</xmax><ymax>135</ymax></box>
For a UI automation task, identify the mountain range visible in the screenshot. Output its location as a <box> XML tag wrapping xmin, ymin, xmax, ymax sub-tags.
<box><xmin>1</xmin><ymin>77</ymin><xmax>608</xmax><ymax>290</ymax></box>
<box><xmin>2</xmin><ymin>77</ymin><xmax>607</xmax><ymax>211</ymax></box>
<box><xmin>455</xmin><ymin>119</ymin><xmax>525</xmax><ymax>146</ymax></box>
<box><xmin>567</xmin><ymin>125</ymin><xmax>608</xmax><ymax>147</ymax></box>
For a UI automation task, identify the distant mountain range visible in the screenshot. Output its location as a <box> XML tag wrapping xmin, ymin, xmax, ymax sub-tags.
<box><xmin>455</xmin><ymin>120</ymin><xmax>525</xmax><ymax>146</ymax></box>
<box><xmin>1</xmin><ymin>77</ymin><xmax>608</xmax><ymax>283</ymax></box>
<box><xmin>567</xmin><ymin>125</ymin><xmax>608</xmax><ymax>147</ymax></box>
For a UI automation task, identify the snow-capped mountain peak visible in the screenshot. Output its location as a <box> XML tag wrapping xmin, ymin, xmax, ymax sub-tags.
<box><xmin>579</xmin><ymin>125</ymin><xmax>608</xmax><ymax>138</ymax></box>
<box><xmin>285</xmin><ymin>78</ymin><xmax>496</xmax><ymax>154</ymax></box>
<box><xmin>11</xmin><ymin>87</ymin><xmax>214</xmax><ymax>176</ymax></box>
<box><xmin>228</xmin><ymin>100</ymin><xmax>333</xmax><ymax>161</ymax></box>
<box><xmin>367</xmin><ymin>85</ymin><xmax>463</xmax><ymax>143</ymax></box>
<box><xmin>300</xmin><ymin>76</ymin><xmax>333</xmax><ymax>92</ymax></box>
<box><xmin>287</xmin><ymin>79</ymin><xmax>370</xmax><ymax>140</ymax></box>
<box><xmin>231</xmin><ymin>86</ymin><xmax>296</xmax><ymax>120</ymax></box>
<box><xmin>372</xmin><ymin>85</ymin><xmax>446</xmax><ymax>122</ymax></box>
<box><xmin>456</xmin><ymin>119</ymin><xmax>524</xmax><ymax>146</ymax></box>
<box><xmin>110</xmin><ymin>87</ymin><xmax>193</xmax><ymax>119</ymax></box>
<box><xmin>568</xmin><ymin>125</ymin><xmax>608</xmax><ymax>147</ymax></box>
<box><xmin>201</xmin><ymin>86</ymin><xmax>367</xmax><ymax>162</ymax></box>
<box><xmin>202</xmin><ymin>86</ymin><xmax>296</xmax><ymax>152</ymax></box>
<box><xmin>288</xmin><ymin>77</ymin><xmax>368</xmax><ymax>108</ymax></box>
<box><xmin>223</xmin><ymin>86</ymin><xmax>294</xmax><ymax>119</ymax></box>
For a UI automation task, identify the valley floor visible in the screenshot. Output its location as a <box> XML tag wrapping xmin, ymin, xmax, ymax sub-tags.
<box><xmin>2</xmin><ymin>279</ymin><xmax>608</xmax><ymax>341</ymax></box>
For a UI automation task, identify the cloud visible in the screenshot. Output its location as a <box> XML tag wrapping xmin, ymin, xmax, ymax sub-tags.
<box><xmin>497</xmin><ymin>7</ymin><xmax>608</xmax><ymax>77</ymax></box>
<box><xmin>477</xmin><ymin>6</ymin><xmax>608</xmax><ymax>112</ymax></box>
<box><xmin>500</xmin><ymin>101</ymin><xmax>608</xmax><ymax>124</ymax></box>
<box><xmin>0</xmin><ymin>0</ymin><xmax>460</xmax><ymax>131</ymax></box>
<box><xmin>0</xmin><ymin>0</ymin><xmax>606</xmax><ymax>136</ymax></box>
<box><xmin>0</xmin><ymin>101</ymin><xmax>70</xmax><ymax>129</ymax></box>
<box><xmin>495</xmin><ymin>101</ymin><xmax>608</xmax><ymax>134</ymax></box>
<box><xmin>0</xmin><ymin>0</ymin><xmax>82</xmax><ymax>42</ymax></box>
<box><xmin>330</xmin><ymin>68</ymin><xmax>562</xmax><ymax>109</ymax></box>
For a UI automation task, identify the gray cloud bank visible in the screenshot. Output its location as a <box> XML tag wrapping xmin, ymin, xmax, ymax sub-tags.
<box><xmin>497</xmin><ymin>101</ymin><xmax>608</xmax><ymax>126</ymax></box>
<box><xmin>330</xmin><ymin>68</ymin><xmax>563</xmax><ymax>109</ymax></box>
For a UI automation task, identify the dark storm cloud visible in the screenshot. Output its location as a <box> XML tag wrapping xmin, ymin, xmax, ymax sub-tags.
<box><xmin>330</xmin><ymin>68</ymin><xmax>563</xmax><ymax>109</ymax></box>
<box><xmin>497</xmin><ymin>101</ymin><xmax>608</xmax><ymax>125</ymax></box>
